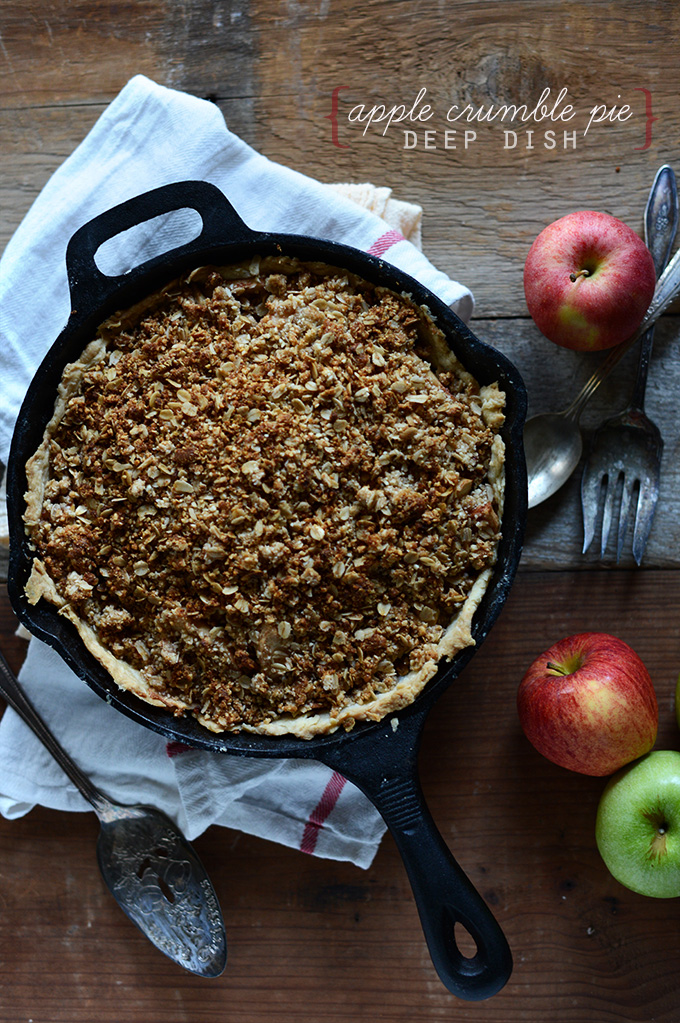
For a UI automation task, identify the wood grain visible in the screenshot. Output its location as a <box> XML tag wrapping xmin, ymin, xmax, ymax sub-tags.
<box><xmin>2</xmin><ymin>571</ymin><xmax>680</xmax><ymax>1022</ymax></box>
<box><xmin>1</xmin><ymin>0</ymin><xmax>679</xmax><ymax>314</ymax></box>
<box><xmin>1</xmin><ymin>2</ymin><xmax>680</xmax><ymax>1018</ymax></box>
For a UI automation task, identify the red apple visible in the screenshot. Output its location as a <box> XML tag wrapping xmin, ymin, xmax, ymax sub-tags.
<box><xmin>523</xmin><ymin>211</ymin><xmax>656</xmax><ymax>351</ymax></box>
<box><xmin>517</xmin><ymin>632</ymin><xmax>658</xmax><ymax>776</ymax></box>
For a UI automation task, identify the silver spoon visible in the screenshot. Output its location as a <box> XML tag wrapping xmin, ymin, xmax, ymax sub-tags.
<box><xmin>0</xmin><ymin>648</ymin><xmax>227</xmax><ymax>977</ymax></box>
<box><xmin>525</xmin><ymin>234</ymin><xmax>680</xmax><ymax>508</ymax></box>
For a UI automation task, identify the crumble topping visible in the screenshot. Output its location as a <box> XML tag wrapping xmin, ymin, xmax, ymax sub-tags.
<box><xmin>24</xmin><ymin>258</ymin><xmax>505</xmax><ymax>736</ymax></box>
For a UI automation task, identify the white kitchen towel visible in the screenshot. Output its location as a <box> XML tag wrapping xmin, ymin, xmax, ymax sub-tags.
<box><xmin>0</xmin><ymin>641</ymin><xmax>387</xmax><ymax>866</ymax></box>
<box><xmin>327</xmin><ymin>182</ymin><xmax>424</xmax><ymax>250</ymax></box>
<box><xmin>0</xmin><ymin>74</ymin><xmax>474</xmax><ymax>868</ymax></box>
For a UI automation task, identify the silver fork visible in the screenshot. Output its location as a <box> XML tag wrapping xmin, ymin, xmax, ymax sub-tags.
<box><xmin>581</xmin><ymin>165</ymin><xmax>679</xmax><ymax>564</ymax></box>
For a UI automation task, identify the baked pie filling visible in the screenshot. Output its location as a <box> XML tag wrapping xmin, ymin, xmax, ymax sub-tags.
<box><xmin>23</xmin><ymin>258</ymin><xmax>505</xmax><ymax>737</ymax></box>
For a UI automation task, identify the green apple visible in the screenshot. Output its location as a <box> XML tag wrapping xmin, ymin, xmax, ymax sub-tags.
<box><xmin>596</xmin><ymin>750</ymin><xmax>680</xmax><ymax>897</ymax></box>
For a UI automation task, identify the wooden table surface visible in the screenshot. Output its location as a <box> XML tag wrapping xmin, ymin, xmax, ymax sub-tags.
<box><xmin>2</xmin><ymin>2</ymin><xmax>680</xmax><ymax>1020</ymax></box>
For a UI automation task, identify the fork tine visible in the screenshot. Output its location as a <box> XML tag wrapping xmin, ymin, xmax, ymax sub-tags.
<box><xmin>581</xmin><ymin>422</ymin><xmax>662</xmax><ymax>564</ymax></box>
<box><xmin>631</xmin><ymin>470</ymin><xmax>661</xmax><ymax>565</ymax></box>
<box><xmin>599</xmin><ymin>471</ymin><xmax>622</xmax><ymax>560</ymax></box>
<box><xmin>615</xmin><ymin>475</ymin><xmax>637</xmax><ymax>562</ymax></box>
<box><xmin>581</xmin><ymin>465</ymin><xmax>605</xmax><ymax>554</ymax></box>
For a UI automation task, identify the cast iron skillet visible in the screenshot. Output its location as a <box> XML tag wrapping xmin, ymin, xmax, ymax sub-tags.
<box><xmin>6</xmin><ymin>181</ymin><xmax>527</xmax><ymax>1001</ymax></box>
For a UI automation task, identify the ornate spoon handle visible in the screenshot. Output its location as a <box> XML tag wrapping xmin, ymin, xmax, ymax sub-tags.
<box><xmin>565</xmin><ymin>243</ymin><xmax>680</xmax><ymax>420</ymax></box>
<box><xmin>630</xmin><ymin>165</ymin><xmax>679</xmax><ymax>407</ymax></box>
<box><xmin>0</xmin><ymin>648</ymin><xmax>108</xmax><ymax>811</ymax></box>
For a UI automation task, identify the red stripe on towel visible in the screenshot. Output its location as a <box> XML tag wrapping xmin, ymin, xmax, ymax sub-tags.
<box><xmin>166</xmin><ymin>740</ymin><xmax>195</xmax><ymax>757</ymax></box>
<box><xmin>300</xmin><ymin>771</ymin><xmax>347</xmax><ymax>855</ymax></box>
<box><xmin>367</xmin><ymin>229</ymin><xmax>405</xmax><ymax>257</ymax></box>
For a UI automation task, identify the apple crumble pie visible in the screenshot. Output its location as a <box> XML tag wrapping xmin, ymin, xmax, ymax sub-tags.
<box><xmin>23</xmin><ymin>258</ymin><xmax>505</xmax><ymax>737</ymax></box>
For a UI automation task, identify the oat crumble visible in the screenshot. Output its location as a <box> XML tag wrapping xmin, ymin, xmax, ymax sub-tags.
<box><xmin>23</xmin><ymin>258</ymin><xmax>505</xmax><ymax>737</ymax></box>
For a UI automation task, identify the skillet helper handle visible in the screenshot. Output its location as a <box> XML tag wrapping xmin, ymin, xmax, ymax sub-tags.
<box><xmin>65</xmin><ymin>180</ymin><xmax>255</xmax><ymax>313</ymax></box>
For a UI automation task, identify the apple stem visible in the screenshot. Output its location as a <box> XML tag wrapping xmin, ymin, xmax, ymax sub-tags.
<box><xmin>546</xmin><ymin>661</ymin><xmax>570</xmax><ymax>676</ymax></box>
<box><xmin>569</xmin><ymin>268</ymin><xmax>590</xmax><ymax>282</ymax></box>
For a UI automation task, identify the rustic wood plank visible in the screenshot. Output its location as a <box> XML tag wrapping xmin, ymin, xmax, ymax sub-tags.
<box><xmin>1</xmin><ymin>0</ymin><xmax>679</xmax><ymax>315</ymax></box>
<box><xmin>1</xmin><ymin>570</ymin><xmax>680</xmax><ymax>1021</ymax></box>
<box><xmin>245</xmin><ymin>0</ymin><xmax>679</xmax><ymax>318</ymax></box>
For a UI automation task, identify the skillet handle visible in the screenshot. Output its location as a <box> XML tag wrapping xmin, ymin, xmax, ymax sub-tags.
<box><xmin>65</xmin><ymin>180</ymin><xmax>255</xmax><ymax>313</ymax></box>
<box><xmin>381</xmin><ymin>773</ymin><xmax>512</xmax><ymax>1001</ymax></box>
<box><xmin>315</xmin><ymin>713</ymin><xmax>512</xmax><ymax>1001</ymax></box>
